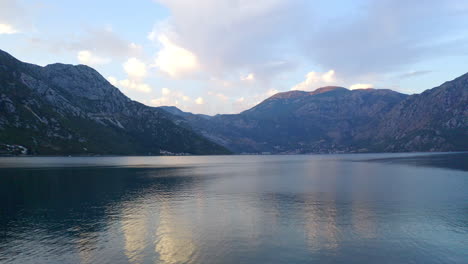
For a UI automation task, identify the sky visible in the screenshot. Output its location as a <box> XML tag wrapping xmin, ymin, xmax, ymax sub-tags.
<box><xmin>1</xmin><ymin>0</ymin><xmax>468</xmax><ymax>115</ymax></box>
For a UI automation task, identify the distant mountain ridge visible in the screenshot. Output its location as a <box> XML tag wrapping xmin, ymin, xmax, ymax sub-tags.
<box><xmin>166</xmin><ymin>78</ymin><xmax>467</xmax><ymax>153</ymax></box>
<box><xmin>1</xmin><ymin>49</ymin><xmax>466</xmax><ymax>155</ymax></box>
<box><xmin>0</xmin><ymin>49</ymin><xmax>230</xmax><ymax>155</ymax></box>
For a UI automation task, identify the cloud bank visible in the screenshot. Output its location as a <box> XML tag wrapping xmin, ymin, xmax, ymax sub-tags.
<box><xmin>154</xmin><ymin>0</ymin><xmax>467</xmax><ymax>80</ymax></box>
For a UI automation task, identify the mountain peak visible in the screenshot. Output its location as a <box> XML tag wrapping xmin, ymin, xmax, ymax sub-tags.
<box><xmin>310</xmin><ymin>86</ymin><xmax>348</xmax><ymax>95</ymax></box>
<box><xmin>39</xmin><ymin>62</ymin><xmax>124</xmax><ymax>102</ymax></box>
<box><xmin>269</xmin><ymin>90</ymin><xmax>309</xmax><ymax>100</ymax></box>
<box><xmin>44</xmin><ymin>63</ymin><xmax>103</xmax><ymax>79</ymax></box>
<box><xmin>268</xmin><ymin>86</ymin><xmax>348</xmax><ymax>100</ymax></box>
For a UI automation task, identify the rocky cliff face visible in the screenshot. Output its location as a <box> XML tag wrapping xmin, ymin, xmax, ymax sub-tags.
<box><xmin>0</xmin><ymin>49</ymin><xmax>230</xmax><ymax>155</ymax></box>
<box><xmin>373</xmin><ymin>73</ymin><xmax>468</xmax><ymax>152</ymax></box>
<box><xmin>167</xmin><ymin>77</ymin><xmax>467</xmax><ymax>154</ymax></box>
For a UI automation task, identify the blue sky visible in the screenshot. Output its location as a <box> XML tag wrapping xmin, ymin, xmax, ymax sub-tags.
<box><xmin>1</xmin><ymin>0</ymin><xmax>467</xmax><ymax>114</ymax></box>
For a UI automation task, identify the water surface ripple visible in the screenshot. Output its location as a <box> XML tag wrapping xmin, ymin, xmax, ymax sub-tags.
<box><xmin>0</xmin><ymin>153</ymin><xmax>467</xmax><ymax>264</ymax></box>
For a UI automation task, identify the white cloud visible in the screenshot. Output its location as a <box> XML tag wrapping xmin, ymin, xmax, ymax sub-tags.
<box><xmin>150</xmin><ymin>97</ymin><xmax>169</xmax><ymax>106</ymax></box>
<box><xmin>162</xmin><ymin>87</ymin><xmax>171</xmax><ymax>96</ymax></box>
<box><xmin>107</xmin><ymin>76</ymin><xmax>151</xmax><ymax>93</ymax></box>
<box><xmin>0</xmin><ymin>23</ymin><xmax>18</xmax><ymax>34</ymax></box>
<box><xmin>195</xmin><ymin>97</ymin><xmax>204</xmax><ymax>105</ymax></box>
<box><xmin>149</xmin><ymin>89</ymin><xmax>193</xmax><ymax>107</ymax></box>
<box><xmin>321</xmin><ymin>70</ymin><xmax>335</xmax><ymax>83</ymax></box>
<box><xmin>350</xmin><ymin>83</ymin><xmax>374</xmax><ymax>90</ymax></box>
<box><xmin>118</xmin><ymin>79</ymin><xmax>152</xmax><ymax>93</ymax></box>
<box><xmin>107</xmin><ymin>76</ymin><xmax>118</xmax><ymax>86</ymax></box>
<box><xmin>236</xmin><ymin>97</ymin><xmax>245</xmax><ymax>103</ymax></box>
<box><xmin>151</xmin><ymin>0</ymin><xmax>468</xmax><ymax>102</ymax></box>
<box><xmin>208</xmin><ymin>91</ymin><xmax>229</xmax><ymax>102</ymax></box>
<box><xmin>153</xmin><ymin>33</ymin><xmax>200</xmax><ymax>78</ymax></box>
<box><xmin>217</xmin><ymin>93</ymin><xmax>229</xmax><ymax>101</ymax></box>
<box><xmin>241</xmin><ymin>73</ymin><xmax>255</xmax><ymax>81</ymax></box>
<box><xmin>0</xmin><ymin>1</ymin><xmax>28</xmax><ymax>35</ymax></box>
<box><xmin>77</xmin><ymin>50</ymin><xmax>110</xmax><ymax>65</ymax></box>
<box><xmin>266</xmin><ymin>89</ymin><xmax>279</xmax><ymax>97</ymax></box>
<box><xmin>108</xmin><ymin>58</ymin><xmax>152</xmax><ymax>94</ymax></box>
<box><xmin>154</xmin><ymin>0</ymin><xmax>309</xmax><ymax>78</ymax></box>
<box><xmin>123</xmin><ymin>57</ymin><xmax>147</xmax><ymax>79</ymax></box>
<box><xmin>147</xmin><ymin>26</ymin><xmax>159</xmax><ymax>42</ymax></box>
<box><xmin>128</xmin><ymin>43</ymin><xmax>143</xmax><ymax>55</ymax></box>
<box><xmin>291</xmin><ymin>70</ymin><xmax>337</xmax><ymax>91</ymax></box>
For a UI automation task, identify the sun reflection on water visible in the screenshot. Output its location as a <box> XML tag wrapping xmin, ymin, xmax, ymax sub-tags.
<box><xmin>155</xmin><ymin>203</ymin><xmax>196</xmax><ymax>264</ymax></box>
<box><xmin>122</xmin><ymin>213</ymin><xmax>148</xmax><ymax>264</ymax></box>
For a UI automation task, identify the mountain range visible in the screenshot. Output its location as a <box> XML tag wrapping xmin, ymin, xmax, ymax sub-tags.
<box><xmin>0</xmin><ymin>49</ymin><xmax>229</xmax><ymax>155</ymax></box>
<box><xmin>166</xmin><ymin>81</ymin><xmax>467</xmax><ymax>153</ymax></box>
<box><xmin>0</xmin><ymin>49</ymin><xmax>466</xmax><ymax>155</ymax></box>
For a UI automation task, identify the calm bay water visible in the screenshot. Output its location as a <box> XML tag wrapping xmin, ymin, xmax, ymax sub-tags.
<box><xmin>0</xmin><ymin>153</ymin><xmax>467</xmax><ymax>264</ymax></box>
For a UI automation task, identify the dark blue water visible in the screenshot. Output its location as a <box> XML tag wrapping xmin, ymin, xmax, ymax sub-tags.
<box><xmin>0</xmin><ymin>153</ymin><xmax>467</xmax><ymax>264</ymax></box>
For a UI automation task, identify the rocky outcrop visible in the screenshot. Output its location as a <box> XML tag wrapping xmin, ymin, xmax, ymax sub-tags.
<box><xmin>373</xmin><ymin>73</ymin><xmax>468</xmax><ymax>151</ymax></box>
